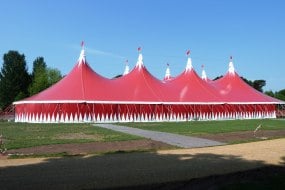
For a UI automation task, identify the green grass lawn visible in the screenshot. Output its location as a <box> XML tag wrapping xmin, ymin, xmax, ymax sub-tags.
<box><xmin>1</xmin><ymin>119</ymin><xmax>284</xmax><ymax>150</ymax></box>
<box><xmin>119</xmin><ymin>119</ymin><xmax>285</xmax><ymax>136</ymax></box>
<box><xmin>0</xmin><ymin>122</ymin><xmax>142</xmax><ymax>150</ymax></box>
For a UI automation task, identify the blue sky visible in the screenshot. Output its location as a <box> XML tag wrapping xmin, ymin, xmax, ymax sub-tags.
<box><xmin>0</xmin><ymin>0</ymin><xmax>284</xmax><ymax>91</ymax></box>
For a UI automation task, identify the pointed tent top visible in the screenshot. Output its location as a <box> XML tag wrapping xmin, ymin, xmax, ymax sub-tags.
<box><xmin>185</xmin><ymin>57</ymin><xmax>193</xmax><ymax>71</ymax></box>
<box><xmin>123</xmin><ymin>59</ymin><xmax>130</xmax><ymax>75</ymax></box>
<box><xmin>136</xmin><ymin>47</ymin><xmax>143</xmax><ymax>68</ymax></box>
<box><xmin>201</xmin><ymin>65</ymin><xmax>208</xmax><ymax>80</ymax></box>
<box><xmin>78</xmin><ymin>41</ymin><xmax>86</xmax><ymax>65</ymax></box>
<box><xmin>164</xmin><ymin>63</ymin><xmax>171</xmax><ymax>80</ymax></box>
<box><xmin>185</xmin><ymin>49</ymin><xmax>193</xmax><ymax>71</ymax></box>
<box><xmin>228</xmin><ymin>55</ymin><xmax>235</xmax><ymax>74</ymax></box>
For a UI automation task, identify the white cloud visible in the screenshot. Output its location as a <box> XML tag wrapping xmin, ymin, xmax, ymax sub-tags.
<box><xmin>68</xmin><ymin>43</ymin><xmax>125</xmax><ymax>60</ymax></box>
<box><xmin>85</xmin><ymin>47</ymin><xmax>126</xmax><ymax>59</ymax></box>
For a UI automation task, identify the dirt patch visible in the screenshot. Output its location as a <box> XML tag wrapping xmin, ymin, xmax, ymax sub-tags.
<box><xmin>199</xmin><ymin>129</ymin><xmax>285</xmax><ymax>143</ymax></box>
<box><xmin>1</xmin><ymin>139</ymin><xmax>285</xmax><ymax>190</ymax></box>
<box><xmin>54</xmin><ymin>133</ymin><xmax>103</xmax><ymax>141</ymax></box>
<box><xmin>6</xmin><ymin>139</ymin><xmax>173</xmax><ymax>156</ymax></box>
<box><xmin>3</xmin><ymin>129</ymin><xmax>285</xmax><ymax>157</ymax></box>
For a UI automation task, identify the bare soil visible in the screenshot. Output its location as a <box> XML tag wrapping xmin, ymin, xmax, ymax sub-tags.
<box><xmin>0</xmin><ymin>139</ymin><xmax>284</xmax><ymax>190</ymax></box>
<box><xmin>5</xmin><ymin>139</ymin><xmax>173</xmax><ymax>156</ymax></box>
<box><xmin>0</xmin><ymin>133</ymin><xmax>285</xmax><ymax>190</ymax></box>
<box><xmin>199</xmin><ymin>129</ymin><xmax>285</xmax><ymax>143</ymax></box>
<box><xmin>2</xmin><ymin>129</ymin><xmax>285</xmax><ymax>157</ymax></box>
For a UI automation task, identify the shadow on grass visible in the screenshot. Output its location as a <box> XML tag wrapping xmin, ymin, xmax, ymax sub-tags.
<box><xmin>0</xmin><ymin>152</ymin><xmax>284</xmax><ymax>190</ymax></box>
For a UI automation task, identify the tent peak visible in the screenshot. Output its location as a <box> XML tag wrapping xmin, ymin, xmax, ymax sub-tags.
<box><xmin>228</xmin><ymin>56</ymin><xmax>235</xmax><ymax>74</ymax></box>
<box><xmin>164</xmin><ymin>63</ymin><xmax>171</xmax><ymax>80</ymax></box>
<box><xmin>185</xmin><ymin>50</ymin><xmax>192</xmax><ymax>71</ymax></box>
<box><xmin>201</xmin><ymin>65</ymin><xmax>208</xmax><ymax>80</ymax></box>
<box><xmin>136</xmin><ymin>53</ymin><xmax>144</xmax><ymax>68</ymax></box>
<box><xmin>78</xmin><ymin>41</ymin><xmax>86</xmax><ymax>65</ymax></box>
<box><xmin>185</xmin><ymin>57</ymin><xmax>193</xmax><ymax>71</ymax></box>
<box><xmin>123</xmin><ymin>60</ymin><xmax>130</xmax><ymax>75</ymax></box>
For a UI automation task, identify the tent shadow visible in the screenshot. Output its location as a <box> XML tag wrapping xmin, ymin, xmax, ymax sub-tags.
<box><xmin>0</xmin><ymin>151</ymin><xmax>284</xmax><ymax>190</ymax></box>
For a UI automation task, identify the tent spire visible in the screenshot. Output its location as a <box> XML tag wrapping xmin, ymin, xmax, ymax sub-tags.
<box><xmin>78</xmin><ymin>41</ymin><xmax>86</xmax><ymax>65</ymax></box>
<box><xmin>185</xmin><ymin>50</ymin><xmax>192</xmax><ymax>71</ymax></box>
<box><xmin>164</xmin><ymin>63</ymin><xmax>171</xmax><ymax>80</ymax></box>
<box><xmin>201</xmin><ymin>64</ymin><xmax>208</xmax><ymax>80</ymax></box>
<box><xmin>136</xmin><ymin>47</ymin><xmax>143</xmax><ymax>68</ymax></box>
<box><xmin>123</xmin><ymin>59</ymin><xmax>130</xmax><ymax>75</ymax></box>
<box><xmin>228</xmin><ymin>55</ymin><xmax>235</xmax><ymax>74</ymax></box>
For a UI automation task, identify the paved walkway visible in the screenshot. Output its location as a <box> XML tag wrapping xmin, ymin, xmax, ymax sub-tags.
<box><xmin>95</xmin><ymin>124</ymin><xmax>225</xmax><ymax>148</ymax></box>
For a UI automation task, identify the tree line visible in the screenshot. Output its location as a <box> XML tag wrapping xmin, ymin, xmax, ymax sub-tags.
<box><xmin>1</xmin><ymin>50</ymin><xmax>284</xmax><ymax>111</ymax></box>
<box><xmin>0</xmin><ymin>50</ymin><xmax>62</xmax><ymax>110</ymax></box>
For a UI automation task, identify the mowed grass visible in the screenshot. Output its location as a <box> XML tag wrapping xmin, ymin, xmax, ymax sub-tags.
<box><xmin>1</xmin><ymin>119</ymin><xmax>285</xmax><ymax>150</ymax></box>
<box><xmin>0</xmin><ymin>122</ymin><xmax>142</xmax><ymax>150</ymax></box>
<box><xmin>119</xmin><ymin>119</ymin><xmax>285</xmax><ymax>136</ymax></box>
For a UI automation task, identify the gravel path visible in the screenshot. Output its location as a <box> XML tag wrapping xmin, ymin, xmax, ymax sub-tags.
<box><xmin>95</xmin><ymin>123</ymin><xmax>225</xmax><ymax>148</ymax></box>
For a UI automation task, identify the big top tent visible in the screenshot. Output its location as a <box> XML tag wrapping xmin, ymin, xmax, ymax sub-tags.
<box><xmin>13</xmin><ymin>46</ymin><xmax>284</xmax><ymax>123</ymax></box>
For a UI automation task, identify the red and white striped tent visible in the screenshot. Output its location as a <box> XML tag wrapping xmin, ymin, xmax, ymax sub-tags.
<box><xmin>14</xmin><ymin>48</ymin><xmax>283</xmax><ymax>123</ymax></box>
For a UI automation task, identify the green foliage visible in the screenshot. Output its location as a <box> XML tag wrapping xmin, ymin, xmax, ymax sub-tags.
<box><xmin>265</xmin><ymin>90</ymin><xmax>275</xmax><ymax>97</ymax></box>
<box><xmin>46</xmin><ymin>67</ymin><xmax>62</xmax><ymax>85</ymax></box>
<box><xmin>0</xmin><ymin>51</ymin><xmax>62</xmax><ymax>106</ymax></box>
<box><xmin>275</xmin><ymin>92</ymin><xmax>285</xmax><ymax>101</ymax></box>
<box><xmin>31</xmin><ymin>57</ymin><xmax>47</xmax><ymax>77</ymax></box>
<box><xmin>29</xmin><ymin>57</ymin><xmax>48</xmax><ymax>95</ymax></box>
<box><xmin>0</xmin><ymin>51</ymin><xmax>31</xmax><ymax>109</ymax></box>
<box><xmin>276</xmin><ymin>89</ymin><xmax>285</xmax><ymax>101</ymax></box>
<box><xmin>29</xmin><ymin>57</ymin><xmax>62</xmax><ymax>96</ymax></box>
<box><xmin>0</xmin><ymin>123</ymin><xmax>141</xmax><ymax>149</ymax></box>
<box><xmin>252</xmin><ymin>80</ymin><xmax>266</xmax><ymax>92</ymax></box>
<box><xmin>278</xmin><ymin>89</ymin><xmax>285</xmax><ymax>95</ymax></box>
<box><xmin>14</xmin><ymin>91</ymin><xmax>28</xmax><ymax>101</ymax></box>
<box><xmin>265</xmin><ymin>89</ymin><xmax>285</xmax><ymax>101</ymax></box>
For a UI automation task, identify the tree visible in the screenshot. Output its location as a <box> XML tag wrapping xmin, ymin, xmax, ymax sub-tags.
<box><xmin>265</xmin><ymin>90</ymin><xmax>275</xmax><ymax>97</ymax></box>
<box><xmin>28</xmin><ymin>57</ymin><xmax>48</xmax><ymax>96</ymax></box>
<box><xmin>46</xmin><ymin>68</ymin><xmax>62</xmax><ymax>86</ymax></box>
<box><xmin>275</xmin><ymin>89</ymin><xmax>285</xmax><ymax>101</ymax></box>
<box><xmin>265</xmin><ymin>89</ymin><xmax>285</xmax><ymax>101</ymax></box>
<box><xmin>0</xmin><ymin>51</ymin><xmax>31</xmax><ymax>109</ymax></box>
<box><xmin>252</xmin><ymin>80</ymin><xmax>266</xmax><ymax>92</ymax></box>
<box><xmin>29</xmin><ymin>57</ymin><xmax>62</xmax><ymax>96</ymax></box>
<box><xmin>31</xmin><ymin>57</ymin><xmax>47</xmax><ymax>78</ymax></box>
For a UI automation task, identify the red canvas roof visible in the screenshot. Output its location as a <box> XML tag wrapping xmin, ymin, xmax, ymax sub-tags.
<box><xmin>14</xmin><ymin>49</ymin><xmax>283</xmax><ymax>105</ymax></box>
<box><xmin>18</xmin><ymin>50</ymin><xmax>114</xmax><ymax>103</ymax></box>
<box><xmin>201</xmin><ymin>67</ymin><xmax>212</xmax><ymax>82</ymax></box>
<box><xmin>163</xmin><ymin>64</ymin><xmax>174</xmax><ymax>81</ymax></box>
<box><xmin>111</xmin><ymin>54</ymin><xmax>167</xmax><ymax>103</ymax></box>
<box><xmin>212</xmin><ymin>59</ymin><xmax>282</xmax><ymax>104</ymax></box>
<box><xmin>164</xmin><ymin>57</ymin><xmax>222</xmax><ymax>103</ymax></box>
